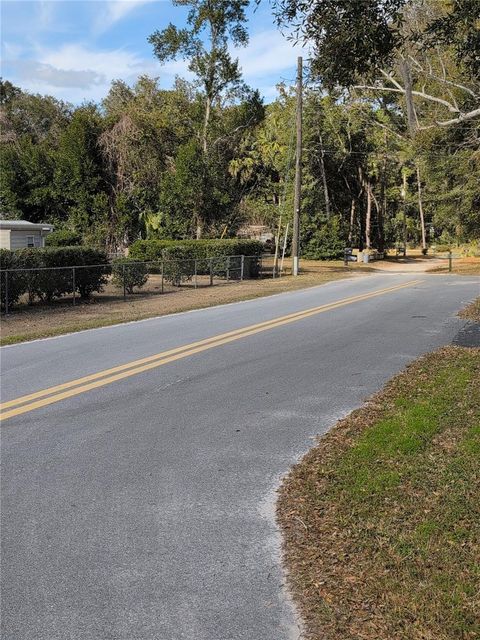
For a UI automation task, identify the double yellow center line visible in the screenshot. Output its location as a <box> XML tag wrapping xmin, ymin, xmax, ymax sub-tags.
<box><xmin>0</xmin><ymin>280</ymin><xmax>422</xmax><ymax>422</ymax></box>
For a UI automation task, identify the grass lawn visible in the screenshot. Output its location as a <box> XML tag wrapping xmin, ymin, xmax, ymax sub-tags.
<box><xmin>0</xmin><ymin>261</ymin><xmax>371</xmax><ymax>345</ymax></box>
<box><xmin>277</xmin><ymin>346</ymin><xmax>480</xmax><ymax>640</ymax></box>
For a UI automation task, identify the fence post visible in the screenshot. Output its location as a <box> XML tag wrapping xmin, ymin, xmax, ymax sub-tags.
<box><xmin>194</xmin><ymin>259</ymin><xmax>198</xmax><ymax>289</ymax></box>
<box><xmin>448</xmin><ymin>250</ymin><xmax>452</xmax><ymax>273</ymax></box>
<box><xmin>240</xmin><ymin>255</ymin><xmax>244</xmax><ymax>281</ymax></box>
<box><xmin>226</xmin><ymin>256</ymin><xmax>230</xmax><ymax>282</ymax></box>
<box><xmin>209</xmin><ymin>258</ymin><xmax>213</xmax><ymax>286</ymax></box>
<box><xmin>5</xmin><ymin>270</ymin><xmax>9</xmax><ymax>315</ymax></box>
<box><xmin>161</xmin><ymin>261</ymin><xmax>164</xmax><ymax>293</ymax></box>
<box><xmin>123</xmin><ymin>263</ymin><xmax>126</xmax><ymax>299</ymax></box>
<box><xmin>72</xmin><ymin>267</ymin><xmax>76</xmax><ymax>306</ymax></box>
<box><xmin>344</xmin><ymin>248</ymin><xmax>348</xmax><ymax>267</ymax></box>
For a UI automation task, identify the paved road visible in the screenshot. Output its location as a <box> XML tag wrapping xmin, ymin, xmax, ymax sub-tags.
<box><xmin>1</xmin><ymin>273</ymin><xmax>478</xmax><ymax>640</ymax></box>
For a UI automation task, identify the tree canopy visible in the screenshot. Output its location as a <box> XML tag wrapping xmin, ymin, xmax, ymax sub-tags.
<box><xmin>0</xmin><ymin>0</ymin><xmax>478</xmax><ymax>254</ymax></box>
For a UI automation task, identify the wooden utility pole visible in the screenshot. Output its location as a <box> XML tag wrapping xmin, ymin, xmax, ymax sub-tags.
<box><xmin>292</xmin><ymin>56</ymin><xmax>302</xmax><ymax>276</ymax></box>
<box><xmin>416</xmin><ymin>165</ymin><xmax>427</xmax><ymax>253</ymax></box>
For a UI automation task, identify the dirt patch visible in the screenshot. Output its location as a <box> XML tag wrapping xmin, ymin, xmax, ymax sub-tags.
<box><xmin>0</xmin><ymin>262</ymin><xmax>370</xmax><ymax>345</ymax></box>
<box><xmin>277</xmin><ymin>347</ymin><xmax>480</xmax><ymax>640</ymax></box>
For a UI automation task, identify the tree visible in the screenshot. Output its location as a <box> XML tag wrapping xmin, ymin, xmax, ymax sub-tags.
<box><xmin>149</xmin><ymin>0</ymin><xmax>250</xmax><ymax>237</ymax></box>
<box><xmin>53</xmin><ymin>105</ymin><xmax>109</xmax><ymax>245</ymax></box>
<box><xmin>274</xmin><ymin>0</ymin><xmax>406</xmax><ymax>88</ymax></box>
<box><xmin>149</xmin><ymin>0</ymin><xmax>249</xmax><ymax>153</ymax></box>
<box><xmin>0</xmin><ymin>84</ymin><xmax>69</xmax><ymax>221</ymax></box>
<box><xmin>100</xmin><ymin>77</ymin><xmax>183</xmax><ymax>247</ymax></box>
<box><xmin>275</xmin><ymin>0</ymin><xmax>480</xmax><ymax>128</ymax></box>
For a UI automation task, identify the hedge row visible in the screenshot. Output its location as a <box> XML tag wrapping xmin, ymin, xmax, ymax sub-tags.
<box><xmin>1</xmin><ymin>240</ymin><xmax>265</xmax><ymax>310</ymax></box>
<box><xmin>129</xmin><ymin>239</ymin><xmax>264</xmax><ymax>283</ymax></box>
<box><xmin>129</xmin><ymin>239</ymin><xmax>263</xmax><ymax>262</ymax></box>
<box><xmin>1</xmin><ymin>247</ymin><xmax>109</xmax><ymax>309</ymax></box>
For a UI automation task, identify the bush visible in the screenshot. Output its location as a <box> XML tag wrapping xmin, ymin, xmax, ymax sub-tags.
<box><xmin>0</xmin><ymin>246</ymin><xmax>109</xmax><ymax>310</ymax></box>
<box><xmin>45</xmin><ymin>229</ymin><xmax>82</xmax><ymax>247</ymax></box>
<box><xmin>112</xmin><ymin>258</ymin><xmax>148</xmax><ymax>293</ymax></box>
<box><xmin>129</xmin><ymin>239</ymin><xmax>263</xmax><ymax>283</ymax></box>
<box><xmin>0</xmin><ymin>249</ymin><xmax>27</xmax><ymax>310</ymax></box>
<box><xmin>129</xmin><ymin>238</ymin><xmax>263</xmax><ymax>261</ymax></box>
<box><xmin>302</xmin><ymin>216</ymin><xmax>345</xmax><ymax>260</ymax></box>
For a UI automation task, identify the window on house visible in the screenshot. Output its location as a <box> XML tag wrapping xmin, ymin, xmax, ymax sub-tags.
<box><xmin>26</xmin><ymin>236</ymin><xmax>35</xmax><ymax>248</ymax></box>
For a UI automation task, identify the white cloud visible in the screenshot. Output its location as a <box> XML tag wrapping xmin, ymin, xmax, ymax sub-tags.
<box><xmin>2</xmin><ymin>41</ymin><xmax>191</xmax><ymax>103</ymax></box>
<box><xmin>39</xmin><ymin>43</ymin><xmax>148</xmax><ymax>78</ymax></box>
<box><xmin>93</xmin><ymin>0</ymin><xmax>161</xmax><ymax>34</ymax></box>
<box><xmin>3</xmin><ymin>43</ymin><xmax>149</xmax><ymax>102</ymax></box>
<box><xmin>234</xmin><ymin>30</ymin><xmax>309</xmax><ymax>82</ymax></box>
<box><xmin>2</xmin><ymin>23</ymin><xmax>307</xmax><ymax>104</ymax></box>
<box><xmin>9</xmin><ymin>60</ymin><xmax>105</xmax><ymax>89</ymax></box>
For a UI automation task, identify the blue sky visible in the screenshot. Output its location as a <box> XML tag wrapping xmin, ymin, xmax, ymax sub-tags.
<box><xmin>1</xmin><ymin>0</ymin><xmax>307</xmax><ymax>104</ymax></box>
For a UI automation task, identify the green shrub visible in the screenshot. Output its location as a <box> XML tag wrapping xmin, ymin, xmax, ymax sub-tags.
<box><xmin>112</xmin><ymin>258</ymin><xmax>148</xmax><ymax>293</ymax></box>
<box><xmin>129</xmin><ymin>239</ymin><xmax>263</xmax><ymax>282</ymax></box>
<box><xmin>45</xmin><ymin>229</ymin><xmax>82</xmax><ymax>247</ymax></box>
<box><xmin>16</xmin><ymin>248</ymin><xmax>45</xmax><ymax>304</ymax></box>
<box><xmin>0</xmin><ymin>249</ymin><xmax>27</xmax><ymax>310</ymax></box>
<box><xmin>0</xmin><ymin>246</ymin><xmax>109</xmax><ymax>310</ymax></box>
<box><xmin>67</xmin><ymin>247</ymin><xmax>110</xmax><ymax>299</ymax></box>
<box><xmin>129</xmin><ymin>238</ymin><xmax>263</xmax><ymax>261</ymax></box>
<box><xmin>302</xmin><ymin>216</ymin><xmax>345</xmax><ymax>260</ymax></box>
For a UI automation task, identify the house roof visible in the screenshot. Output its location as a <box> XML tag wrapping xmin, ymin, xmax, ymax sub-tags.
<box><xmin>0</xmin><ymin>220</ymin><xmax>54</xmax><ymax>232</ymax></box>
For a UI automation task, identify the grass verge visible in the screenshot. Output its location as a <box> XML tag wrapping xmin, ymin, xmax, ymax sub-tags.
<box><xmin>459</xmin><ymin>297</ymin><xmax>480</xmax><ymax>323</ymax></box>
<box><xmin>0</xmin><ymin>263</ymin><xmax>369</xmax><ymax>345</ymax></box>
<box><xmin>277</xmin><ymin>346</ymin><xmax>480</xmax><ymax>640</ymax></box>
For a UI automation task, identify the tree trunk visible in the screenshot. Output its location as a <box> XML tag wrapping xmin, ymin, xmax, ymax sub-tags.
<box><xmin>400</xmin><ymin>59</ymin><xmax>417</xmax><ymax>134</ymax></box>
<box><xmin>377</xmin><ymin>134</ymin><xmax>387</xmax><ymax>252</ymax></box>
<box><xmin>365</xmin><ymin>183</ymin><xmax>372</xmax><ymax>251</ymax></box>
<box><xmin>357</xmin><ymin>166</ymin><xmax>365</xmax><ymax>251</ymax></box>
<box><xmin>401</xmin><ymin>171</ymin><xmax>408</xmax><ymax>254</ymax></box>
<box><xmin>348</xmin><ymin>198</ymin><xmax>356</xmax><ymax>245</ymax></box>
<box><xmin>416</xmin><ymin>164</ymin><xmax>427</xmax><ymax>252</ymax></box>
<box><xmin>197</xmin><ymin>95</ymin><xmax>212</xmax><ymax>239</ymax></box>
<box><xmin>202</xmin><ymin>96</ymin><xmax>211</xmax><ymax>155</ymax></box>
<box><xmin>318</xmin><ymin>134</ymin><xmax>330</xmax><ymax>218</ymax></box>
<box><xmin>195</xmin><ymin>218</ymin><xmax>203</xmax><ymax>240</ymax></box>
<box><xmin>377</xmin><ymin>171</ymin><xmax>385</xmax><ymax>252</ymax></box>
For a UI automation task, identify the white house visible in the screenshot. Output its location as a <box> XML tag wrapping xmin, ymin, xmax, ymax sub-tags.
<box><xmin>0</xmin><ymin>220</ymin><xmax>54</xmax><ymax>250</ymax></box>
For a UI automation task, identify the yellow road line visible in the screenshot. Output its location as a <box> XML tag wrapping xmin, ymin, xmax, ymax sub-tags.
<box><xmin>0</xmin><ymin>280</ymin><xmax>422</xmax><ymax>422</ymax></box>
<box><xmin>2</xmin><ymin>280</ymin><xmax>416</xmax><ymax>411</ymax></box>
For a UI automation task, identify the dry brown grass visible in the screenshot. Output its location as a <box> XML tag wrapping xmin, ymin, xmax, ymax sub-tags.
<box><xmin>459</xmin><ymin>298</ymin><xmax>480</xmax><ymax>323</ymax></box>
<box><xmin>428</xmin><ymin>256</ymin><xmax>480</xmax><ymax>275</ymax></box>
<box><xmin>277</xmin><ymin>347</ymin><xmax>480</xmax><ymax>640</ymax></box>
<box><xmin>0</xmin><ymin>262</ymin><xmax>370</xmax><ymax>345</ymax></box>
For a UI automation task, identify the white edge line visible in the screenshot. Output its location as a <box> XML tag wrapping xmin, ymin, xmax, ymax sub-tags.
<box><xmin>0</xmin><ymin>272</ymin><xmax>418</xmax><ymax>349</ymax></box>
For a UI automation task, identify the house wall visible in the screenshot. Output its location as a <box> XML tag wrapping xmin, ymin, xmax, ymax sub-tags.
<box><xmin>10</xmin><ymin>230</ymin><xmax>44</xmax><ymax>249</ymax></box>
<box><xmin>0</xmin><ymin>229</ymin><xmax>11</xmax><ymax>249</ymax></box>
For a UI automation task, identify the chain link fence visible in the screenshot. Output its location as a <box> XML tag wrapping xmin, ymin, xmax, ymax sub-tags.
<box><xmin>1</xmin><ymin>254</ymin><xmax>285</xmax><ymax>314</ymax></box>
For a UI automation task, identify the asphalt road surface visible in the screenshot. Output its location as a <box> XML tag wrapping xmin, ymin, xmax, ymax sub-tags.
<box><xmin>1</xmin><ymin>273</ymin><xmax>479</xmax><ymax>640</ymax></box>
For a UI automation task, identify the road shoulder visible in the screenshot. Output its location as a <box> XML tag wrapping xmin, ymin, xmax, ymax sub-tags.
<box><xmin>1</xmin><ymin>266</ymin><xmax>369</xmax><ymax>345</ymax></box>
